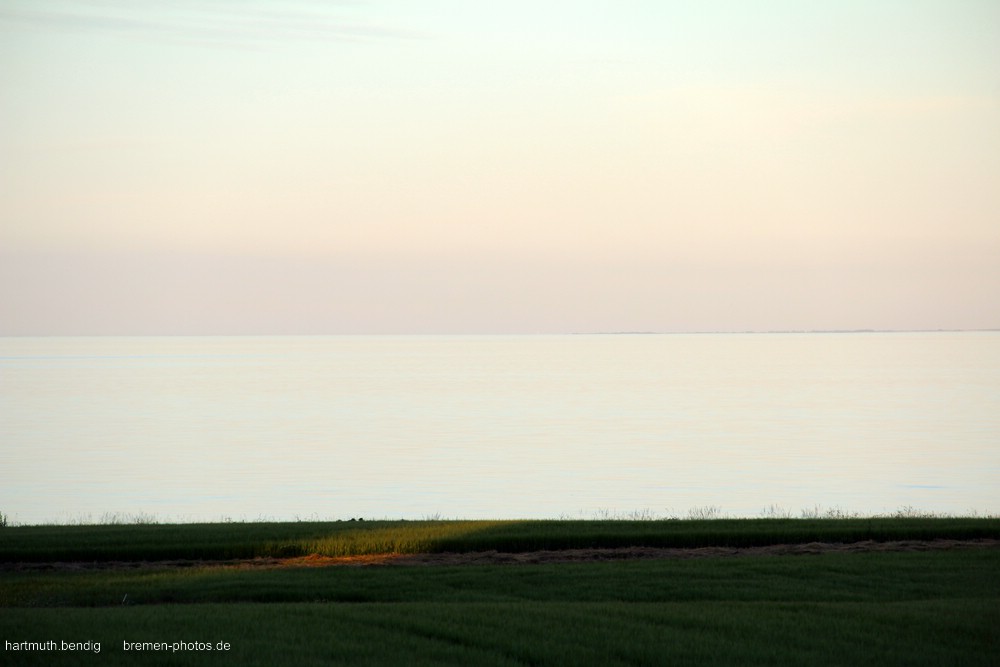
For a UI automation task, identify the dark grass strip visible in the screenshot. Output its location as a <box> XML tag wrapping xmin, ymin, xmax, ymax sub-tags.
<box><xmin>3</xmin><ymin>518</ymin><xmax>999</xmax><ymax>563</ymax></box>
<box><xmin>3</xmin><ymin>549</ymin><xmax>998</xmax><ymax>608</ymax></box>
<box><xmin>3</xmin><ymin>599</ymin><xmax>999</xmax><ymax>667</ymax></box>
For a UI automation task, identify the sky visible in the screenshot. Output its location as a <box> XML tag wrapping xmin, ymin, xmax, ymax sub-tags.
<box><xmin>1</xmin><ymin>0</ymin><xmax>998</xmax><ymax>334</ymax></box>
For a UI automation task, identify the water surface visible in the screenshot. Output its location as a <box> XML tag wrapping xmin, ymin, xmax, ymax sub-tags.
<box><xmin>1</xmin><ymin>333</ymin><xmax>997</xmax><ymax>523</ymax></box>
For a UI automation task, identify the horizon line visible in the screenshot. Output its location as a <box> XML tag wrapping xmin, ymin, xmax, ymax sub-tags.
<box><xmin>2</xmin><ymin>328</ymin><xmax>998</xmax><ymax>338</ymax></box>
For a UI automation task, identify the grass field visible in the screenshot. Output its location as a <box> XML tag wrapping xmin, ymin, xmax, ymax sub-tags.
<box><xmin>2</xmin><ymin>519</ymin><xmax>999</xmax><ymax>665</ymax></box>
<box><xmin>3</xmin><ymin>516</ymin><xmax>998</xmax><ymax>561</ymax></box>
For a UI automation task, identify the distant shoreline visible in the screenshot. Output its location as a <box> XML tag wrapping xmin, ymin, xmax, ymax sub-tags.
<box><xmin>2</xmin><ymin>329</ymin><xmax>998</xmax><ymax>338</ymax></box>
<box><xmin>581</xmin><ymin>328</ymin><xmax>1000</xmax><ymax>335</ymax></box>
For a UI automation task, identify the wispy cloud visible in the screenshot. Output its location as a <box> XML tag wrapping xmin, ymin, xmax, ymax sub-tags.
<box><xmin>0</xmin><ymin>1</ymin><xmax>426</xmax><ymax>49</ymax></box>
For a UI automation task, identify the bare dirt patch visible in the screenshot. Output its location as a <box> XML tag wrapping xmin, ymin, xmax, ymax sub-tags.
<box><xmin>5</xmin><ymin>539</ymin><xmax>998</xmax><ymax>572</ymax></box>
<box><xmin>376</xmin><ymin>538</ymin><xmax>1000</xmax><ymax>567</ymax></box>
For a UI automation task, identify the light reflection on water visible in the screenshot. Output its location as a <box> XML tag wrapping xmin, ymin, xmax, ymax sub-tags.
<box><xmin>2</xmin><ymin>333</ymin><xmax>998</xmax><ymax>524</ymax></box>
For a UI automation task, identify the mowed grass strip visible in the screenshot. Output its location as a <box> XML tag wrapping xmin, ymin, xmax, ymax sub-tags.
<box><xmin>4</xmin><ymin>598</ymin><xmax>999</xmax><ymax>667</ymax></box>
<box><xmin>3</xmin><ymin>518</ymin><xmax>998</xmax><ymax>562</ymax></box>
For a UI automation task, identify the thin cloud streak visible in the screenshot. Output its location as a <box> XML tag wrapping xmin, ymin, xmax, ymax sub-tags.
<box><xmin>0</xmin><ymin>3</ymin><xmax>427</xmax><ymax>49</ymax></box>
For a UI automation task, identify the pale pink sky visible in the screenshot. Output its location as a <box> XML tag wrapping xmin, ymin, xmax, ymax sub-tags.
<box><xmin>2</xmin><ymin>1</ymin><xmax>998</xmax><ymax>334</ymax></box>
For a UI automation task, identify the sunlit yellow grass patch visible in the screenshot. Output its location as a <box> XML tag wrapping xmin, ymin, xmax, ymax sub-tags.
<box><xmin>298</xmin><ymin>520</ymin><xmax>517</xmax><ymax>557</ymax></box>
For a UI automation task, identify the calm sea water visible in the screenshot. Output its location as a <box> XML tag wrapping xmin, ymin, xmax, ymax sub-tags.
<box><xmin>1</xmin><ymin>333</ymin><xmax>998</xmax><ymax>524</ymax></box>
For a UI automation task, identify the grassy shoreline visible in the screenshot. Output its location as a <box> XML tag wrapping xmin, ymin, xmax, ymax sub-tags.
<box><xmin>2</xmin><ymin>517</ymin><xmax>999</xmax><ymax>563</ymax></box>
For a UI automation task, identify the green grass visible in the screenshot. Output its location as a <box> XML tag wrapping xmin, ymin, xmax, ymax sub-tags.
<box><xmin>2</xmin><ymin>548</ymin><xmax>998</xmax><ymax>607</ymax></box>
<box><xmin>2</xmin><ymin>520</ymin><xmax>998</xmax><ymax>666</ymax></box>
<box><xmin>5</xmin><ymin>598</ymin><xmax>998</xmax><ymax>667</ymax></box>
<box><xmin>3</xmin><ymin>517</ymin><xmax>998</xmax><ymax>562</ymax></box>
